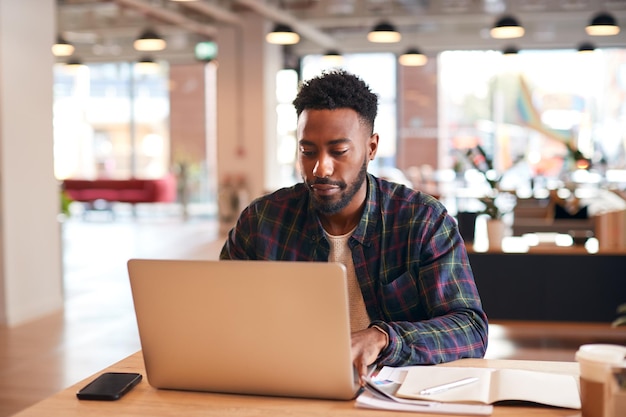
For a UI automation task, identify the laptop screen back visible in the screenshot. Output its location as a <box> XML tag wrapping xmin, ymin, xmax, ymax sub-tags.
<box><xmin>127</xmin><ymin>259</ymin><xmax>359</xmax><ymax>400</ymax></box>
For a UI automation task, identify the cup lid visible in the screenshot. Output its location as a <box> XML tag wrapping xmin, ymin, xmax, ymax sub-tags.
<box><xmin>576</xmin><ymin>344</ymin><xmax>626</xmax><ymax>364</ymax></box>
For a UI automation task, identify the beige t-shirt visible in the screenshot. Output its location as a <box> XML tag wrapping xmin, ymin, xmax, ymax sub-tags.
<box><xmin>325</xmin><ymin>229</ymin><xmax>370</xmax><ymax>332</ymax></box>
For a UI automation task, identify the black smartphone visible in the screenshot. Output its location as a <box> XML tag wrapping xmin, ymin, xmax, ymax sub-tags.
<box><xmin>76</xmin><ymin>372</ymin><xmax>142</xmax><ymax>401</ymax></box>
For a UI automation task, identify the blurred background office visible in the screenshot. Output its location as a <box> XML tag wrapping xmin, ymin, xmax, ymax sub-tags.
<box><xmin>48</xmin><ymin>0</ymin><xmax>626</xmax><ymax>239</ymax></box>
<box><xmin>1</xmin><ymin>0</ymin><xmax>626</xmax><ymax>415</ymax></box>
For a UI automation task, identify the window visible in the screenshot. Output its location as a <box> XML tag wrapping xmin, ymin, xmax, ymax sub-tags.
<box><xmin>439</xmin><ymin>48</ymin><xmax>626</xmax><ymax>191</ymax></box>
<box><xmin>299</xmin><ymin>53</ymin><xmax>397</xmax><ymax>172</ymax></box>
<box><xmin>53</xmin><ymin>61</ymin><xmax>170</xmax><ymax>180</ymax></box>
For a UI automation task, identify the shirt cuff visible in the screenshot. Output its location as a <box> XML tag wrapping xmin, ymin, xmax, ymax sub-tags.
<box><xmin>370</xmin><ymin>324</ymin><xmax>389</xmax><ymax>351</ymax></box>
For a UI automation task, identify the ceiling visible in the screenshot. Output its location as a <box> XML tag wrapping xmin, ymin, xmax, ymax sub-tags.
<box><xmin>56</xmin><ymin>0</ymin><xmax>626</xmax><ymax>64</ymax></box>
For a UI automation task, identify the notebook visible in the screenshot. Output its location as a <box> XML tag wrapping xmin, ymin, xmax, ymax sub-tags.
<box><xmin>127</xmin><ymin>258</ymin><xmax>360</xmax><ymax>400</ymax></box>
<box><xmin>395</xmin><ymin>366</ymin><xmax>581</xmax><ymax>409</ymax></box>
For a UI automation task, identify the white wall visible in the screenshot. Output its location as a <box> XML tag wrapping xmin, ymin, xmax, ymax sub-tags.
<box><xmin>0</xmin><ymin>0</ymin><xmax>63</xmax><ymax>326</ymax></box>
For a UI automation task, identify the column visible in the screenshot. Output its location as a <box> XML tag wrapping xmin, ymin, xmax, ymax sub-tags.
<box><xmin>216</xmin><ymin>12</ymin><xmax>282</xmax><ymax>201</ymax></box>
<box><xmin>215</xmin><ymin>11</ymin><xmax>282</xmax><ymax>232</ymax></box>
<box><xmin>0</xmin><ymin>0</ymin><xmax>63</xmax><ymax>326</ymax></box>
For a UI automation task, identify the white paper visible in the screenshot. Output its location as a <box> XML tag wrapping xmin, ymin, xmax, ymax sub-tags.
<box><xmin>355</xmin><ymin>390</ymin><xmax>494</xmax><ymax>415</ymax></box>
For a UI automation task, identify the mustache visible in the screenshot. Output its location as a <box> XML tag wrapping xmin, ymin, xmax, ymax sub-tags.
<box><xmin>308</xmin><ymin>178</ymin><xmax>345</xmax><ymax>187</ymax></box>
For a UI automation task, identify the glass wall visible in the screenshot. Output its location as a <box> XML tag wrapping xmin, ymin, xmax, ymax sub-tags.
<box><xmin>275</xmin><ymin>68</ymin><xmax>299</xmax><ymax>186</ymax></box>
<box><xmin>55</xmin><ymin>49</ymin><xmax>626</xmax><ymax>205</ymax></box>
<box><xmin>299</xmin><ymin>53</ymin><xmax>398</xmax><ymax>174</ymax></box>
<box><xmin>439</xmin><ymin>48</ymin><xmax>626</xmax><ymax>192</ymax></box>
<box><xmin>53</xmin><ymin>61</ymin><xmax>170</xmax><ymax>180</ymax></box>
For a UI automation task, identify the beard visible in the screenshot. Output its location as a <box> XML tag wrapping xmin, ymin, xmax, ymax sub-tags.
<box><xmin>305</xmin><ymin>159</ymin><xmax>368</xmax><ymax>216</ymax></box>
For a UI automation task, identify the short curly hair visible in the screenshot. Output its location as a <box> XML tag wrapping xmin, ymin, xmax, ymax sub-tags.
<box><xmin>292</xmin><ymin>69</ymin><xmax>378</xmax><ymax>133</ymax></box>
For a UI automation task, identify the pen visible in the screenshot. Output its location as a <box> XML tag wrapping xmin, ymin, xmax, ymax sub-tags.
<box><xmin>418</xmin><ymin>377</ymin><xmax>479</xmax><ymax>395</ymax></box>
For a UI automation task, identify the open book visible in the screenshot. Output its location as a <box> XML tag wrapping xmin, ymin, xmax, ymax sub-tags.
<box><xmin>358</xmin><ymin>375</ymin><xmax>493</xmax><ymax>416</ymax></box>
<box><xmin>395</xmin><ymin>366</ymin><xmax>581</xmax><ymax>409</ymax></box>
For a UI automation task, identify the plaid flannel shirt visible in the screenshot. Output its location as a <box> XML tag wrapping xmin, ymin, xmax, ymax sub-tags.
<box><xmin>220</xmin><ymin>174</ymin><xmax>488</xmax><ymax>366</ymax></box>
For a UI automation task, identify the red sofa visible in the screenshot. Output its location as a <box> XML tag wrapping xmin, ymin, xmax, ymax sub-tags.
<box><xmin>62</xmin><ymin>175</ymin><xmax>177</xmax><ymax>205</ymax></box>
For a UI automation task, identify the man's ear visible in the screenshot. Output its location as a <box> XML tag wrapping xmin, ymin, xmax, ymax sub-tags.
<box><xmin>368</xmin><ymin>133</ymin><xmax>379</xmax><ymax>161</ymax></box>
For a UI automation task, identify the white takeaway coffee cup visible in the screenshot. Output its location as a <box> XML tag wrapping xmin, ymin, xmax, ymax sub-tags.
<box><xmin>575</xmin><ymin>344</ymin><xmax>626</xmax><ymax>417</ymax></box>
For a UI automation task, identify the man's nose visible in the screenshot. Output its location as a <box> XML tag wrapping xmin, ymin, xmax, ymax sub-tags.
<box><xmin>313</xmin><ymin>154</ymin><xmax>333</xmax><ymax>178</ymax></box>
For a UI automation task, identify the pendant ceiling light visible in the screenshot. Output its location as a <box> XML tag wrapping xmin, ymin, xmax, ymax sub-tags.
<box><xmin>367</xmin><ymin>21</ymin><xmax>401</xmax><ymax>43</ymax></box>
<box><xmin>52</xmin><ymin>35</ymin><xmax>75</xmax><ymax>57</ymax></box>
<box><xmin>65</xmin><ymin>57</ymin><xmax>84</xmax><ymax>67</ymax></box>
<box><xmin>136</xmin><ymin>56</ymin><xmax>160</xmax><ymax>74</ymax></box>
<box><xmin>266</xmin><ymin>23</ymin><xmax>300</xmax><ymax>45</ymax></box>
<box><xmin>322</xmin><ymin>50</ymin><xmax>343</xmax><ymax>66</ymax></box>
<box><xmin>585</xmin><ymin>12</ymin><xmax>620</xmax><ymax>36</ymax></box>
<box><xmin>398</xmin><ymin>48</ymin><xmax>427</xmax><ymax>66</ymax></box>
<box><xmin>502</xmin><ymin>46</ymin><xmax>519</xmax><ymax>55</ymax></box>
<box><xmin>133</xmin><ymin>28</ymin><xmax>167</xmax><ymax>52</ymax></box>
<box><xmin>490</xmin><ymin>15</ymin><xmax>524</xmax><ymax>39</ymax></box>
<box><xmin>577</xmin><ymin>41</ymin><xmax>596</xmax><ymax>53</ymax></box>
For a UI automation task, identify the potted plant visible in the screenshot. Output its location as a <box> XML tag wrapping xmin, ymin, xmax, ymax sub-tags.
<box><xmin>461</xmin><ymin>145</ymin><xmax>508</xmax><ymax>249</ymax></box>
<box><xmin>59</xmin><ymin>183</ymin><xmax>73</xmax><ymax>221</ymax></box>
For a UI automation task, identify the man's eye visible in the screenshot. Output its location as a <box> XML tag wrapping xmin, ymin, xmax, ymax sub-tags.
<box><xmin>300</xmin><ymin>149</ymin><xmax>315</xmax><ymax>157</ymax></box>
<box><xmin>331</xmin><ymin>149</ymin><xmax>348</xmax><ymax>156</ymax></box>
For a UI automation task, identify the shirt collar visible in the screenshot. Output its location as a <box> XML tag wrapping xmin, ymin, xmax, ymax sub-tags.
<box><xmin>351</xmin><ymin>173</ymin><xmax>378</xmax><ymax>247</ymax></box>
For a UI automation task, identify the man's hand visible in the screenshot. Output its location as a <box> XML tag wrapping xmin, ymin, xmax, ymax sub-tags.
<box><xmin>351</xmin><ymin>327</ymin><xmax>388</xmax><ymax>384</ymax></box>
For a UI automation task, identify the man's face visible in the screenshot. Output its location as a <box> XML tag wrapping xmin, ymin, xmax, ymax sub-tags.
<box><xmin>297</xmin><ymin>108</ymin><xmax>378</xmax><ymax>216</ymax></box>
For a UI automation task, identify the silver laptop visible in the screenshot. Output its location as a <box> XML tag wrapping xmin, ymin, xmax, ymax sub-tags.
<box><xmin>127</xmin><ymin>258</ymin><xmax>360</xmax><ymax>400</ymax></box>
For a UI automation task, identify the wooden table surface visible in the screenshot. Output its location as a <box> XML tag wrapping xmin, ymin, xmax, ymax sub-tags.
<box><xmin>12</xmin><ymin>351</ymin><xmax>582</xmax><ymax>417</ymax></box>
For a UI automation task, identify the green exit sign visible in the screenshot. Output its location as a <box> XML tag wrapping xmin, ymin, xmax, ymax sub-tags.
<box><xmin>195</xmin><ymin>41</ymin><xmax>218</xmax><ymax>61</ymax></box>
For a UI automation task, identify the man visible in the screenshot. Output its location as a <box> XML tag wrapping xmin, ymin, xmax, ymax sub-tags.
<box><xmin>220</xmin><ymin>69</ymin><xmax>488</xmax><ymax>381</ymax></box>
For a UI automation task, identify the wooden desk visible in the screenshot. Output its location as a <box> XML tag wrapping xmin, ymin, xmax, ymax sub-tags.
<box><xmin>12</xmin><ymin>352</ymin><xmax>581</xmax><ymax>417</ymax></box>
